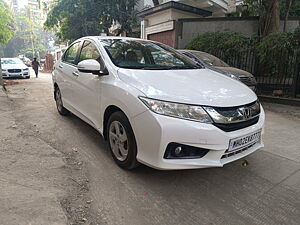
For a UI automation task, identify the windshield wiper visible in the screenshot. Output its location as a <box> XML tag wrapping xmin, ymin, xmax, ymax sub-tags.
<box><xmin>158</xmin><ymin>66</ymin><xmax>199</xmax><ymax>70</ymax></box>
<box><xmin>121</xmin><ymin>65</ymin><xmax>201</xmax><ymax>70</ymax></box>
<box><xmin>141</xmin><ymin>66</ymin><xmax>166</xmax><ymax>70</ymax></box>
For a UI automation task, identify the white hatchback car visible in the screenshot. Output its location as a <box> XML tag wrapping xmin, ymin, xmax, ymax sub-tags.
<box><xmin>53</xmin><ymin>37</ymin><xmax>264</xmax><ymax>170</ymax></box>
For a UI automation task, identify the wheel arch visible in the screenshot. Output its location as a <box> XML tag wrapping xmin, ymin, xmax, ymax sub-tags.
<box><xmin>103</xmin><ymin>105</ymin><xmax>125</xmax><ymax>140</ymax></box>
<box><xmin>53</xmin><ymin>83</ymin><xmax>59</xmax><ymax>100</ymax></box>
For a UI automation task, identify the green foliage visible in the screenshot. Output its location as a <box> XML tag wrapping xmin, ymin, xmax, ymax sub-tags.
<box><xmin>186</xmin><ymin>28</ymin><xmax>299</xmax><ymax>78</ymax></box>
<box><xmin>280</xmin><ymin>0</ymin><xmax>300</xmax><ymax>17</ymax></box>
<box><xmin>186</xmin><ymin>30</ymin><xmax>253</xmax><ymax>58</ymax></box>
<box><xmin>232</xmin><ymin>0</ymin><xmax>300</xmax><ymax>17</ymax></box>
<box><xmin>44</xmin><ymin>0</ymin><xmax>101</xmax><ymax>41</ymax></box>
<box><xmin>240</xmin><ymin>0</ymin><xmax>261</xmax><ymax>17</ymax></box>
<box><xmin>256</xmin><ymin>29</ymin><xmax>298</xmax><ymax>62</ymax></box>
<box><xmin>0</xmin><ymin>1</ymin><xmax>14</xmax><ymax>45</ymax></box>
<box><xmin>2</xmin><ymin>7</ymin><xmax>54</xmax><ymax>59</ymax></box>
<box><xmin>256</xmin><ymin>28</ymin><xmax>299</xmax><ymax>77</ymax></box>
<box><xmin>44</xmin><ymin>0</ymin><xmax>138</xmax><ymax>42</ymax></box>
<box><xmin>293</xmin><ymin>26</ymin><xmax>300</xmax><ymax>41</ymax></box>
<box><xmin>240</xmin><ymin>0</ymin><xmax>299</xmax><ymax>18</ymax></box>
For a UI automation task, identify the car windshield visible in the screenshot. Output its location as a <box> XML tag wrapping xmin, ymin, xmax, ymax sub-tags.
<box><xmin>192</xmin><ymin>52</ymin><xmax>229</xmax><ymax>67</ymax></box>
<box><xmin>99</xmin><ymin>39</ymin><xmax>201</xmax><ymax>70</ymax></box>
<box><xmin>1</xmin><ymin>58</ymin><xmax>23</xmax><ymax>64</ymax></box>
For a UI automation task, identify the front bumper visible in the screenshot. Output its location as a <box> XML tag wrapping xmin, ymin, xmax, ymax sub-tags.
<box><xmin>131</xmin><ymin>107</ymin><xmax>265</xmax><ymax>170</ymax></box>
<box><xmin>2</xmin><ymin>71</ymin><xmax>30</xmax><ymax>79</ymax></box>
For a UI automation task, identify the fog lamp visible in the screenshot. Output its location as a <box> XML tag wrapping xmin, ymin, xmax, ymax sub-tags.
<box><xmin>174</xmin><ymin>146</ymin><xmax>182</xmax><ymax>155</ymax></box>
<box><xmin>164</xmin><ymin>143</ymin><xmax>209</xmax><ymax>159</ymax></box>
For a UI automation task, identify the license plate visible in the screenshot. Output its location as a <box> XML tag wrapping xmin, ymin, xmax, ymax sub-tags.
<box><xmin>228</xmin><ymin>130</ymin><xmax>261</xmax><ymax>152</ymax></box>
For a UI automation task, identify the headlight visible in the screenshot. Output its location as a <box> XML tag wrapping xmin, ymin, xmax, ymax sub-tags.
<box><xmin>2</xmin><ymin>69</ymin><xmax>6</xmax><ymax>72</ymax></box>
<box><xmin>23</xmin><ymin>68</ymin><xmax>29</xmax><ymax>71</ymax></box>
<box><xmin>228</xmin><ymin>73</ymin><xmax>239</xmax><ymax>80</ymax></box>
<box><xmin>222</xmin><ymin>71</ymin><xmax>239</xmax><ymax>80</ymax></box>
<box><xmin>139</xmin><ymin>97</ymin><xmax>212</xmax><ymax>123</ymax></box>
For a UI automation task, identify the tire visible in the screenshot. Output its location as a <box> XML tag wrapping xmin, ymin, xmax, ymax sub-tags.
<box><xmin>55</xmin><ymin>86</ymin><xmax>69</xmax><ymax>116</ymax></box>
<box><xmin>107</xmin><ymin>111</ymin><xmax>139</xmax><ymax>170</ymax></box>
<box><xmin>25</xmin><ymin>76</ymin><xmax>30</xmax><ymax>79</ymax></box>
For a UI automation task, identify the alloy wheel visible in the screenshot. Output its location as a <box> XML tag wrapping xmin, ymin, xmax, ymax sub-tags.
<box><xmin>109</xmin><ymin>121</ymin><xmax>128</xmax><ymax>161</ymax></box>
<box><xmin>55</xmin><ymin>88</ymin><xmax>63</xmax><ymax>112</ymax></box>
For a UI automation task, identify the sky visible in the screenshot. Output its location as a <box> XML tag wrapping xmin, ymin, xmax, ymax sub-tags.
<box><xmin>18</xmin><ymin>0</ymin><xmax>28</xmax><ymax>8</ymax></box>
<box><xmin>4</xmin><ymin>0</ymin><xmax>28</xmax><ymax>8</ymax></box>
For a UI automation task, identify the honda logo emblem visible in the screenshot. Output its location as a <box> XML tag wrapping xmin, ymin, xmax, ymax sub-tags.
<box><xmin>238</xmin><ymin>107</ymin><xmax>251</xmax><ymax>119</ymax></box>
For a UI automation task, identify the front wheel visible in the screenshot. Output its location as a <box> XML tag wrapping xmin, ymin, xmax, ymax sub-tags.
<box><xmin>55</xmin><ymin>86</ymin><xmax>69</xmax><ymax>116</ymax></box>
<box><xmin>107</xmin><ymin>111</ymin><xmax>139</xmax><ymax>170</ymax></box>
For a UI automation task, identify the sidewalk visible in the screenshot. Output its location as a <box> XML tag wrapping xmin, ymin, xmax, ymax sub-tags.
<box><xmin>0</xmin><ymin>87</ymin><xmax>68</xmax><ymax>224</ymax></box>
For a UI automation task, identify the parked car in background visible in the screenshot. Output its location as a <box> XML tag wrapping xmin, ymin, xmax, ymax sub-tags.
<box><xmin>19</xmin><ymin>56</ymin><xmax>31</xmax><ymax>67</ymax></box>
<box><xmin>53</xmin><ymin>37</ymin><xmax>264</xmax><ymax>170</ymax></box>
<box><xmin>40</xmin><ymin>58</ymin><xmax>46</xmax><ymax>70</ymax></box>
<box><xmin>1</xmin><ymin>58</ymin><xmax>30</xmax><ymax>79</ymax></box>
<box><xmin>178</xmin><ymin>50</ymin><xmax>257</xmax><ymax>91</ymax></box>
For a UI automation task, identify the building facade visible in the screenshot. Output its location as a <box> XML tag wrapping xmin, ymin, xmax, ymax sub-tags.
<box><xmin>138</xmin><ymin>1</ymin><xmax>299</xmax><ymax>49</ymax></box>
<box><xmin>138</xmin><ymin>1</ymin><xmax>212</xmax><ymax>47</ymax></box>
<box><xmin>141</xmin><ymin>0</ymin><xmax>244</xmax><ymax>17</ymax></box>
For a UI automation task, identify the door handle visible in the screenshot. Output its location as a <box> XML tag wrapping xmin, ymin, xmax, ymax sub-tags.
<box><xmin>58</xmin><ymin>65</ymin><xmax>63</xmax><ymax>69</ymax></box>
<box><xmin>72</xmin><ymin>71</ymin><xmax>79</xmax><ymax>77</ymax></box>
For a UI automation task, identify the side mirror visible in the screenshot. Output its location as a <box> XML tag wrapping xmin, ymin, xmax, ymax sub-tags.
<box><xmin>78</xmin><ymin>59</ymin><xmax>108</xmax><ymax>76</ymax></box>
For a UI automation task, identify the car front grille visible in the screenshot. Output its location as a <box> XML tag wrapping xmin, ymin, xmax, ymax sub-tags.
<box><xmin>214</xmin><ymin>116</ymin><xmax>259</xmax><ymax>132</ymax></box>
<box><xmin>238</xmin><ymin>76</ymin><xmax>255</xmax><ymax>85</ymax></box>
<box><xmin>8</xmin><ymin>69</ymin><xmax>21</xmax><ymax>73</ymax></box>
<box><xmin>221</xmin><ymin>142</ymin><xmax>256</xmax><ymax>159</ymax></box>
<box><xmin>239</xmin><ymin>76</ymin><xmax>251</xmax><ymax>81</ymax></box>
<box><xmin>209</xmin><ymin>101</ymin><xmax>260</xmax><ymax>132</ymax></box>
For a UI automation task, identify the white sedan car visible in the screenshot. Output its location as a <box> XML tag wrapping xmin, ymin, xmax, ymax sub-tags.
<box><xmin>52</xmin><ymin>37</ymin><xmax>264</xmax><ymax>170</ymax></box>
<box><xmin>1</xmin><ymin>58</ymin><xmax>30</xmax><ymax>79</ymax></box>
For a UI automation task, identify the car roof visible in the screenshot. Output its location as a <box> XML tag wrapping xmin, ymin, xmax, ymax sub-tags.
<box><xmin>1</xmin><ymin>57</ymin><xmax>20</xmax><ymax>60</ymax></box>
<box><xmin>178</xmin><ymin>49</ymin><xmax>206</xmax><ymax>54</ymax></box>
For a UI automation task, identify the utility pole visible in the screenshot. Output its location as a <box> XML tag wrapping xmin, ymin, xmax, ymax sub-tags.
<box><xmin>27</xmin><ymin>7</ymin><xmax>35</xmax><ymax>58</ymax></box>
<box><xmin>0</xmin><ymin>58</ymin><xmax>3</xmax><ymax>88</ymax></box>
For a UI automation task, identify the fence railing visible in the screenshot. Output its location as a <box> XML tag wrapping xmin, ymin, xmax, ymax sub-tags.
<box><xmin>209</xmin><ymin>48</ymin><xmax>300</xmax><ymax>98</ymax></box>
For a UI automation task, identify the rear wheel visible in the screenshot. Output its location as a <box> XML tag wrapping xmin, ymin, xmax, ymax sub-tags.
<box><xmin>107</xmin><ymin>111</ymin><xmax>139</xmax><ymax>170</ymax></box>
<box><xmin>55</xmin><ymin>86</ymin><xmax>69</xmax><ymax>116</ymax></box>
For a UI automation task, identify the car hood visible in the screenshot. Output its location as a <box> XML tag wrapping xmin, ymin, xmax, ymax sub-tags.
<box><xmin>118</xmin><ymin>68</ymin><xmax>257</xmax><ymax>107</ymax></box>
<box><xmin>214</xmin><ymin>66</ymin><xmax>253</xmax><ymax>78</ymax></box>
<box><xmin>2</xmin><ymin>63</ymin><xmax>27</xmax><ymax>70</ymax></box>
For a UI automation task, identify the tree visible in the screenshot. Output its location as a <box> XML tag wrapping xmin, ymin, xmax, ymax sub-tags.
<box><xmin>45</xmin><ymin>0</ymin><xmax>138</xmax><ymax>42</ymax></box>
<box><xmin>2</xmin><ymin>6</ymin><xmax>54</xmax><ymax>59</ymax></box>
<box><xmin>0</xmin><ymin>1</ymin><xmax>14</xmax><ymax>87</ymax></box>
<box><xmin>111</xmin><ymin>0</ymin><xmax>139</xmax><ymax>36</ymax></box>
<box><xmin>239</xmin><ymin>0</ymin><xmax>260</xmax><ymax>16</ymax></box>
<box><xmin>283</xmin><ymin>0</ymin><xmax>294</xmax><ymax>32</ymax></box>
<box><xmin>239</xmin><ymin>0</ymin><xmax>300</xmax><ymax>34</ymax></box>
<box><xmin>280</xmin><ymin>0</ymin><xmax>300</xmax><ymax>17</ymax></box>
<box><xmin>259</xmin><ymin>0</ymin><xmax>280</xmax><ymax>37</ymax></box>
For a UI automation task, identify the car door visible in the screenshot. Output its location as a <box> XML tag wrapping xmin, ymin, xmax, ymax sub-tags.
<box><xmin>72</xmin><ymin>40</ymin><xmax>103</xmax><ymax>128</ymax></box>
<box><xmin>58</xmin><ymin>41</ymin><xmax>82</xmax><ymax>109</ymax></box>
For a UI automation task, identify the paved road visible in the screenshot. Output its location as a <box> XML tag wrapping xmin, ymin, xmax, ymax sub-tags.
<box><xmin>5</xmin><ymin>72</ymin><xmax>300</xmax><ymax>225</ymax></box>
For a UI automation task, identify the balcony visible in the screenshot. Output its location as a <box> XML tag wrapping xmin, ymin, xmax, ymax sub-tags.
<box><xmin>157</xmin><ymin>0</ymin><xmax>242</xmax><ymax>16</ymax></box>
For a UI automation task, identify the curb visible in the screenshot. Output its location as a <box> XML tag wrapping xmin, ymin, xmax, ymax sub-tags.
<box><xmin>0</xmin><ymin>86</ymin><xmax>6</xmax><ymax>97</ymax></box>
<box><xmin>258</xmin><ymin>95</ymin><xmax>300</xmax><ymax>107</ymax></box>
